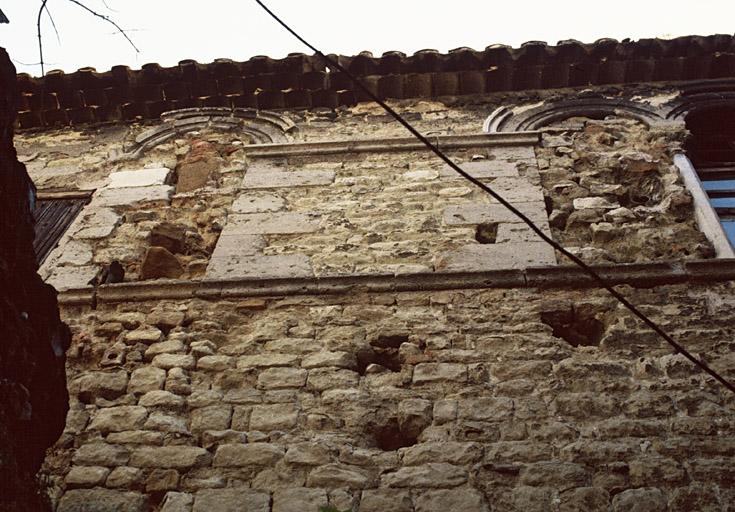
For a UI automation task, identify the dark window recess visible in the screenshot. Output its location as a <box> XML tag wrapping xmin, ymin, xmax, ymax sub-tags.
<box><xmin>685</xmin><ymin>106</ymin><xmax>735</xmax><ymax>247</ymax></box>
<box><xmin>33</xmin><ymin>197</ymin><xmax>89</xmax><ymax>265</ymax></box>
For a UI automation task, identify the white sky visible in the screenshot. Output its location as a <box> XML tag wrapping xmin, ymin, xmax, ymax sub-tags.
<box><xmin>1</xmin><ymin>0</ymin><xmax>734</xmax><ymax>77</ymax></box>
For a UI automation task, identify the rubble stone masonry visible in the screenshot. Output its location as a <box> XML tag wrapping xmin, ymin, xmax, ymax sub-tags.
<box><xmin>13</xmin><ymin>85</ymin><xmax>735</xmax><ymax>511</ymax></box>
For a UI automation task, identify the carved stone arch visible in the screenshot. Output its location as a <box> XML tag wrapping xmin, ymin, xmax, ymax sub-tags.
<box><xmin>484</xmin><ymin>98</ymin><xmax>666</xmax><ymax>132</ymax></box>
<box><xmin>664</xmin><ymin>79</ymin><xmax>735</xmax><ymax>121</ymax></box>
<box><xmin>122</xmin><ymin>107</ymin><xmax>297</xmax><ymax>157</ymax></box>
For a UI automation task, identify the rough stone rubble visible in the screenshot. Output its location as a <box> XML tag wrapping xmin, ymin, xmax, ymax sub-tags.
<box><xmin>12</xmin><ymin>88</ymin><xmax>735</xmax><ymax>511</ymax></box>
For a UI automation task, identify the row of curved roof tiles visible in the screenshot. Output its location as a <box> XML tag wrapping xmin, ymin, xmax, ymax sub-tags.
<box><xmin>14</xmin><ymin>34</ymin><xmax>735</xmax><ymax>129</ymax></box>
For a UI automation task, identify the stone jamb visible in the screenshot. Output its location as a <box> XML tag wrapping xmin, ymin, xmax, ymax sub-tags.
<box><xmin>673</xmin><ymin>152</ymin><xmax>735</xmax><ymax>258</ymax></box>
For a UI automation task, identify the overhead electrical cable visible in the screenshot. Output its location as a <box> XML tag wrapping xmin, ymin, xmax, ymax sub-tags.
<box><xmin>253</xmin><ymin>0</ymin><xmax>735</xmax><ymax>396</ymax></box>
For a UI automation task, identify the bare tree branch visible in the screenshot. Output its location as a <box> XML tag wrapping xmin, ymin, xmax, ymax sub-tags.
<box><xmin>100</xmin><ymin>0</ymin><xmax>119</xmax><ymax>13</ymax></box>
<box><xmin>37</xmin><ymin>0</ymin><xmax>49</xmax><ymax>75</ymax></box>
<box><xmin>36</xmin><ymin>0</ymin><xmax>140</xmax><ymax>76</ymax></box>
<box><xmin>64</xmin><ymin>0</ymin><xmax>140</xmax><ymax>53</ymax></box>
<box><xmin>44</xmin><ymin>3</ymin><xmax>62</xmax><ymax>45</ymax></box>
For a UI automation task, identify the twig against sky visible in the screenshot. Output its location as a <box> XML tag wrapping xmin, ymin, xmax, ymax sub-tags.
<box><xmin>36</xmin><ymin>0</ymin><xmax>139</xmax><ymax>76</ymax></box>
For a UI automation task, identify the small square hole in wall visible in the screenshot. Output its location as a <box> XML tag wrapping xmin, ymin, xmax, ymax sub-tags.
<box><xmin>475</xmin><ymin>223</ymin><xmax>498</xmax><ymax>244</ymax></box>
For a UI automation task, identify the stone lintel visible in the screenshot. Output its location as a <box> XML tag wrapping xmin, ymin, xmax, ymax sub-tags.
<box><xmin>242</xmin><ymin>132</ymin><xmax>541</xmax><ymax>158</ymax></box>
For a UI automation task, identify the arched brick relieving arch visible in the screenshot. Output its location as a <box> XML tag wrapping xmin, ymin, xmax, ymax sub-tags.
<box><xmin>122</xmin><ymin>107</ymin><xmax>297</xmax><ymax>158</ymax></box>
<box><xmin>484</xmin><ymin>98</ymin><xmax>667</xmax><ymax>132</ymax></box>
<box><xmin>665</xmin><ymin>79</ymin><xmax>735</xmax><ymax>121</ymax></box>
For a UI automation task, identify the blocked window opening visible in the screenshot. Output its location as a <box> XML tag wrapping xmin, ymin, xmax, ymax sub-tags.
<box><xmin>33</xmin><ymin>192</ymin><xmax>92</xmax><ymax>265</ymax></box>
<box><xmin>540</xmin><ymin>306</ymin><xmax>605</xmax><ymax>347</ymax></box>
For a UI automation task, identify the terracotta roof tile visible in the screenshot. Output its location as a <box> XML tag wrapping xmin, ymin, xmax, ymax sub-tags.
<box><xmin>14</xmin><ymin>34</ymin><xmax>735</xmax><ymax>129</ymax></box>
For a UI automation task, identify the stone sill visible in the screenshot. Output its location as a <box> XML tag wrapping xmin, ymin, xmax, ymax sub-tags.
<box><xmin>242</xmin><ymin>132</ymin><xmax>540</xmax><ymax>158</ymax></box>
<box><xmin>57</xmin><ymin>258</ymin><xmax>735</xmax><ymax>306</ymax></box>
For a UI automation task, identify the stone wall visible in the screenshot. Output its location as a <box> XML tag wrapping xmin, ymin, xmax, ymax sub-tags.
<box><xmin>43</xmin><ymin>282</ymin><xmax>735</xmax><ymax>511</ymax></box>
<box><xmin>15</xmin><ymin>86</ymin><xmax>735</xmax><ymax>510</ymax></box>
<box><xmin>0</xmin><ymin>48</ymin><xmax>69</xmax><ymax>510</ymax></box>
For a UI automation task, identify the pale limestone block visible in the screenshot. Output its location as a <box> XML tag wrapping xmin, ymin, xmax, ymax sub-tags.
<box><xmin>200</xmin><ymin>430</ymin><xmax>248</xmax><ymax>449</ymax></box>
<box><xmin>440</xmin><ymin>160</ymin><xmax>519</xmax><ymax>179</ymax></box>
<box><xmin>306</xmin><ymin>368</ymin><xmax>360</xmax><ymax>391</ymax></box>
<box><xmin>96</xmin><ymin>185</ymin><xmax>173</xmax><ymax>206</ymax></box>
<box><xmin>46</xmin><ymin>265</ymin><xmax>97</xmax><ymax>291</ymax></box>
<box><xmin>458</xmin><ymin>397</ymin><xmax>514</xmax><ymax>421</ymax></box>
<box><xmin>414</xmin><ymin>489</ymin><xmax>489</xmax><ymax>512</ymax></box>
<box><xmin>160</xmin><ymin>492</ymin><xmax>194</xmax><ymax>512</ymax></box>
<box><xmin>65</xmin><ymin>466</ymin><xmax>110</xmax><ymax>487</ymax></box>
<box><xmin>57</xmin><ymin>490</ymin><xmax>148</xmax><ymax>512</ymax></box>
<box><xmin>491</xmin><ymin>145</ymin><xmax>537</xmax><ymax>160</ymax></box>
<box><xmin>404</xmin><ymin>169</ymin><xmax>440</xmax><ymax>181</ymax></box>
<box><xmin>145</xmin><ymin>339</ymin><xmax>186</xmax><ymax>359</ymax></box>
<box><xmin>55</xmin><ymin>240</ymin><xmax>93</xmax><ymax>266</ymax></box>
<box><xmin>242</xmin><ymin>167</ymin><xmax>335</xmax><ymax>189</ymax></box>
<box><xmin>107</xmin><ymin>168</ymin><xmax>170</xmax><ymax>188</ymax></box>
<box><xmin>573</xmin><ymin>197</ymin><xmax>621</xmax><ymax>210</ymax></box>
<box><xmin>360</xmin><ymin>489</ymin><xmax>413</xmax><ymax>512</ymax></box>
<box><xmin>443</xmin><ymin>202</ymin><xmax>548</xmax><ymax>225</ymax></box>
<box><xmin>73</xmin><ymin>207</ymin><xmax>121</xmax><ymax>240</ymax></box>
<box><xmin>89</xmin><ymin>406</ymin><xmax>148</xmax><ymax>433</ymax></box>
<box><xmin>193</xmin><ymin>489</ymin><xmax>270</xmax><ymax>512</ymax></box>
<box><xmin>144</xmin><ymin>412</ymin><xmax>189</xmax><ymax>434</ymax></box>
<box><xmin>106</xmin><ymin>431</ymin><xmax>165</xmax><ymax>446</ymax></box>
<box><xmin>440</xmin><ymin>242</ymin><xmax>556</xmax><ymax>271</ymax></box>
<box><xmin>128</xmin><ymin>367</ymin><xmax>166</xmax><ymax>395</ymax></box>
<box><xmin>413</xmin><ymin>363</ymin><xmax>467</xmax><ymax>384</ymax></box>
<box><xmin>124</xmin><ymin>327</ymin><xmax>163</xmax><ymax>345</ymax></box>
<box><xmin>481</xmin><ymin>177</ymin><xmax>545</xmax><ymax>203</ymax></box>
<box><xmin>197</xmin><ymin>355</ymin><xmax>233</xmax><ymax>371</ymax></box>
<box><xmin>496</xmin><ymin>223</ymin><xmax>549</xmax><ymax>243</ymax></box>
<box><xmin>224</xmin><ymin>212</ymin><xmax>320</xmax><ymax>235</ymax></box>
<box><xmin>273</xmin><ymin>488</ymin><xmax>328</xmax><ymax>512</ymax></box>
<box><xmin>306</xmin><ymin>463</ymin><xmax>372</xmax><ymax>489</ymax></box>
<box><xmin>138</xmin><ymin>390</ymin><xmax>185</xmax><ymax>408</ymax></box>
<box><xmin>130</xmin><ymin>446</ymin><xmax>212</xmax><ymax>469</ymax></box>
<box><xmin>75</xmin><ymin>370</ymin><xmax>128</xmax><ymax>399</ymax></box>
<box><xmin>191</xmin><ymin>405</ymin><xmax>233</xmax><ymax>432</ymax></box>
<box><xmin>237</xmin><ymin>354</ymin><xmax>300</xmax><ymax>368</ymax></box>
<box><xmin>249</xmin><ymin>403</ymin><xmax>299</xmax><ymax>430</ymax></box>
<box><xmin>401</xmin><ymin>442</ymin><xmax>483</xmax><ymax>466</ymax></box>
<box><xmin>257</xmin><ymin>367</ymin><xmax>308</xmax><ymax>389</ymax></box>
<box><xmin>187</xmin><ymin>390</ymin><xmax>224</xmax><ymax>408</ymax></box>
<box><xmin>106</xmin><ymin>467</ymin><xmax>144</xmax><ymax>489</ymax></box>
<box><xmin>212</xmin><ymin>443</ymin><xmax>285</xmax><ymax>467</ymax></box>
<box><xmin>301</xmin><ymin>351</ymin><xmax>356</xmax><ymax>369</ymax></box>
<box><xmin>153</xmin><ymin>354</ymin><xmax>196</xmax><ymax>370</ymax></box>
<box><xmin>381</xmin><ymin>463</ymin><xmax>468</xmax><ymax>488</ymax></box>
<box><xmin>209</xmin><ymin>234</ymin><xmax>265</xmax><ymax>260</ymax></box>
<box><xmin>73</xmin><ymin>443</ymin><xmax>130</xmax><ymax>466</ymax></box>
<box><xmin>284</xmin><ymin>443</ymin><xmax>332</xmax><ymax>466</ymax></box>
<box><xmin>205</xmin><ymin>254</ymin><xmax>313</xmax><ymax>280</ymax></box>
<box><xmin>232</xmin><ymin>193</ymin><xmax>286</xmax><ymax>213</ymax></box>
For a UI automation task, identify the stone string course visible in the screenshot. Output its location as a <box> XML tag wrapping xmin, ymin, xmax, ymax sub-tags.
<box><xmin>45</xmin><ymin>283</ymin><xmax>735</xmax><ymax>511</ymax></box>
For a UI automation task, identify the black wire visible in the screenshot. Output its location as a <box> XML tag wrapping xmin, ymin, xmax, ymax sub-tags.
<box><xmin>253</xmin><ymin>0</ymin><xmax>735</xmax><ymax>396</ymax></box>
